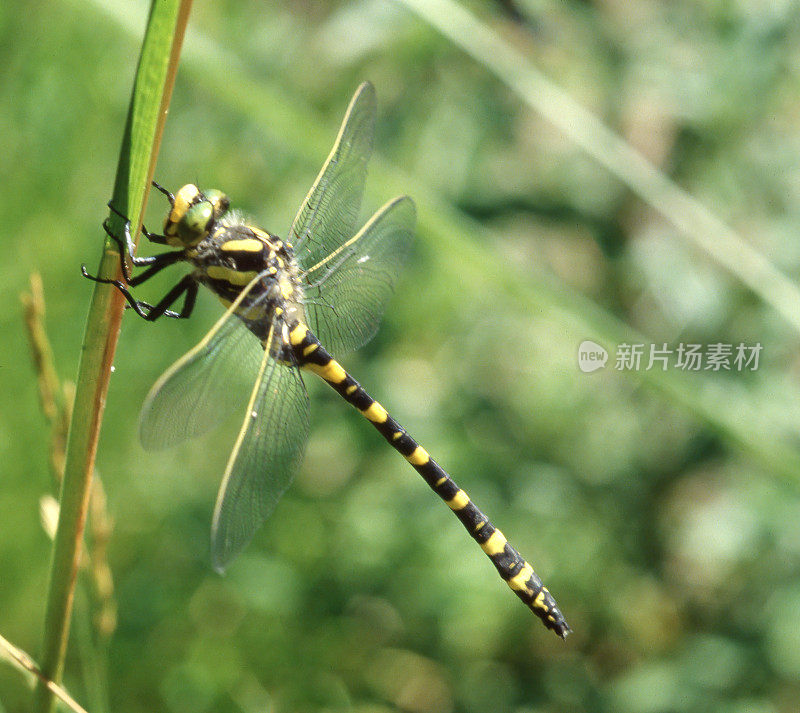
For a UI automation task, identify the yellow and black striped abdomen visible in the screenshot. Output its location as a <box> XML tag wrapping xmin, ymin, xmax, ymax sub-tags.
<box><xmin>288</xmin><ymin>322</ymin><xmax>570</xmax><ymax>638</ymax></box>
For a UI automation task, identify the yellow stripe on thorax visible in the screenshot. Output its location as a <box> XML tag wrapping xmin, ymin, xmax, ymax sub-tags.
<box><xmin>248</xmin><ymin>226</ymin><xmax>272</xmax><ymax>243</ymax></box>
<box><xmin>206</xmin><ymin>265</ymin><xmax>259</xmax><ymax>286</ymax></box>
<box><xmin>220</xmin><ymin>238</ymin><xmax>265</xmax><ymax>253</ymax></box>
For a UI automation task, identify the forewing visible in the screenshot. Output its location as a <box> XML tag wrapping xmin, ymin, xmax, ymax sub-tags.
<box><xmin>302</xmin><ymin>196</ymin><xmax>416</xmax><ymax>356</ymax></box>
<box><xmin>139</xmin><ymin>277</ymin><xmax>266</xmax><ymax>450</ymax></box>
<box><xmin>211</xmin><ymin>334</ymin><xmax>310</xmax><ymax>571</ymax></box>
<box><xmin>290</xmin><ymin>82</ymin><xmax>376</xmax><ymax>270</ymax></box>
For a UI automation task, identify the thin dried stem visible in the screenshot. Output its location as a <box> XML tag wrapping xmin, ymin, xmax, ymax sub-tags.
<box><xmin>0</xmin><ymin>632</ymin><xmax>90</xmax><ymax>713</ymax></box>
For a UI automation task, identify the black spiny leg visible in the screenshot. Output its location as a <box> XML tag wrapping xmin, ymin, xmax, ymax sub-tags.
<box><xmin>127</xmin><ymin>275</ymin><xmax>198</xmax><ymax>320</ymax></box>
<box><xmin>89</xmin><ymin>249</ymin><xmax>187</xmax><ymax>287</ymax></box>
<box><xmin>102</xmin><ymin>181</ymin><xmax>176</xmax><ymax>279</ymax></box>
<box><xmin>151</xmin><ymin>181</ymin><xmax>175</xmax><ymax>204</ymax></box>
<box><xmin>82</xmin><ymin>269</ymin><xmax>198</xmax><ymax>321</ymax></box>
<box><xmin>104</xmin><ymin>203</ymin><xmax>173</xmax><ymax>281</ymax></box>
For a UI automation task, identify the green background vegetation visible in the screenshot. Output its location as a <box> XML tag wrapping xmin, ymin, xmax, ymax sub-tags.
<box><xmin>3</xmin><ymin>1</ymin><xmax>800</xmax><ymax>711</ymax></box>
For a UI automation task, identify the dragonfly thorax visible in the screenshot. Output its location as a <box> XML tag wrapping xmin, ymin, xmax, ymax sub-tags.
<box><xmin>189</xmin><ymin>213</ymin><xmax>305</xmax><ymax>342</ymax></box>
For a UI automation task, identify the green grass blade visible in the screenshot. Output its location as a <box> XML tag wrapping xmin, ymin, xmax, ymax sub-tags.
<box><xmin>32</xmin><ymin>2</ymin><xmax>192</xmax><ymax>712</ymax></box>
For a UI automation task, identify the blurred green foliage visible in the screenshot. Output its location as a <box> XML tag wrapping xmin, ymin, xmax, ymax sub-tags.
<box><xmin>2</xmin><ymin>1</ymin><xmax>800</xmax><ymax>712</ymax></box>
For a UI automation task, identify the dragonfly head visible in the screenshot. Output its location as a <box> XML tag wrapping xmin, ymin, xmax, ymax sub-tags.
<box><xmin>164</xmin><ymin>184</ymin><xmax>230</xmax><ymax>247</ymax></box>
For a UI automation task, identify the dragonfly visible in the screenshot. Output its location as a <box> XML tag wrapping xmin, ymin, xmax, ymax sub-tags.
<box><xmin>84</xmin><ymin>82</ymin><xmax>570</xmax><ymax>638</ymax></box>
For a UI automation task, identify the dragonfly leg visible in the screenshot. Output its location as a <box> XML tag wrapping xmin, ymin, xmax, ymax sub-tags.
<box><xmin>81</xmin><ymin>268</ymin><xmax>198</xmax><ymax>321</ymax></box>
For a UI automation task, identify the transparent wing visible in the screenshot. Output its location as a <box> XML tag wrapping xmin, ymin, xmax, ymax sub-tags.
<box><xmin>289</xmin><ymin>82</ymin><xmax>376</xmax><ymax>270</ymax></box>
<box><xmin>302</xmin><ymin>196</ymin><xmax>416</xmax><ymax>356</ymax></box>
<box><xmin>139</xmin><ymin>277</ymin><xmax>267</xmax><ymax>450</ymax></box>
<box><xmin>211</xmin><ymin>327</ymin><xmax>309</xmax><ymax>571</ymax></box>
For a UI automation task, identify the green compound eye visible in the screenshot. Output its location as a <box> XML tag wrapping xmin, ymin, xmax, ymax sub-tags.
<box><xmin>179</xmin><ymin>202</ymin><xmax>214</xmax><ymax>244</ymax></box>
<box><xmin>204</xmin><ymin>189</ymin><xmax>230</xmax><ymax>219</ymax></box>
